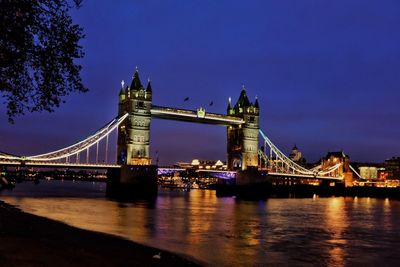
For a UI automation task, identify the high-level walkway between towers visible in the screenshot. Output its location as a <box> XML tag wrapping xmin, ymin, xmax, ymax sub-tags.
<box><xmin>150</xmin><ymin>105</ymin><xmax>245</xmax><ymax>125</ymax></box>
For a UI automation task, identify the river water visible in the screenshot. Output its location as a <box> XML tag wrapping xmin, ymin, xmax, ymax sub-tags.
<box><xmin>1</xmin><ymin>180</ymin><xmax>399</xmax><ymax>266</ymax></box>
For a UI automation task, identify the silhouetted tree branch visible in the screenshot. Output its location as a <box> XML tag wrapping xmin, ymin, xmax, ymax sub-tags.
<box><xmin>0</xmin><ymin>0</ymin><xmax>87</xmax><ymax>123</ymax></box>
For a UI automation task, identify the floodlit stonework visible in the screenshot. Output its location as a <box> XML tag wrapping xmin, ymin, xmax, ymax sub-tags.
<box><xmin>117</xmin><ymin>69</ymin><xmax>152</xmax><ymax>166</ymax></box>
<box><xmin>227</xmin><ymin>86</ymin><xmax>260</xmax><ymax>170</ymax></box>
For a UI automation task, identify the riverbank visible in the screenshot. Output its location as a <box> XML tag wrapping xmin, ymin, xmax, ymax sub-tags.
<box><xmin>0</xmin><ymin>200</ymin><xmax>201</xmax><ymax>267</ymax></box>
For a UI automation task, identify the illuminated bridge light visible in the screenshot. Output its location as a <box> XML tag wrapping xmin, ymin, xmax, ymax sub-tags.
<box><xmin>0</xmin><ymin>102</ymin><xmax>350</xmax><ymax>182</ymax></box>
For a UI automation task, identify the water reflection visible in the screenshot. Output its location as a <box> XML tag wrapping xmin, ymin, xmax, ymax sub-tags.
<box><xmin>324</xmin><ymin>197</ymin><xmax>348</xmax><ymax>266</ymax></box>
<box><xmin>1</xmin><ymin>181</ymin><xmax>400</xmax><ymax>266</ymax></box>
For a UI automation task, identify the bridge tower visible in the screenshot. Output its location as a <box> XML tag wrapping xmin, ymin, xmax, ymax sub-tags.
<box><xmin>117</xmin><ymin>68</ymin><xmax>152</xmax><ymax>165</ymax></box>
<box><xmin>227</xmin><ymin>86</ymin><xmax>259</xmax><ymax>171</ymax></box>
<box><xmin>109</xmin><ymin>68</ymin><xmax>157</xmax><ymax>198</ymax></box>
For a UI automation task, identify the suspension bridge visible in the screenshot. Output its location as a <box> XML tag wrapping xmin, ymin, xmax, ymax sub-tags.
<box><xmin>0</xmin><ymin>114</ymin><xmax>344</xmax><ymax>181</ymax></box>
<box><xmin>0</xmin><ymin>69</ymin><xmax>354</xmax><ymax>189</ymax></box>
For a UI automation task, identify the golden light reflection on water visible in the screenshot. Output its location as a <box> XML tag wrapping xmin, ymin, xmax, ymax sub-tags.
<box><xmin>1</xmin><ymin>181</ymin><xmax>400</xmax><ymax>267</ymax></box>
<box><xmin>324</xmin><ymin>197</ymin><xmax>348</xmax><ymax>267</ymax></box>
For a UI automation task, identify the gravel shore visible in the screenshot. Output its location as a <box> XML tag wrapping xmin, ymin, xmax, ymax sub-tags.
<box><xmin>0</xmin><ymin>200</ymin><xmax>202</xmax><ymax>267</ymax></box>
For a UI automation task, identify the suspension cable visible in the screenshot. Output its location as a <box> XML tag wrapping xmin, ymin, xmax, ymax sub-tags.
<box><xmin>259</xmin><ymin>129</ymin><xmax>344</xmax><ymax>177</ymax></box>
<box><xmin>23</xmin><ymin>113</ymin><xmax>128</xmax><ymax>161</ymax></box>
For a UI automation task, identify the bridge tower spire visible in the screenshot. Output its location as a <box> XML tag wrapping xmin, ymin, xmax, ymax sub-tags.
<box><xmin>227</xmin><ymin>85</ymin><xmax>259</xmax><ymax>170</ymax></box>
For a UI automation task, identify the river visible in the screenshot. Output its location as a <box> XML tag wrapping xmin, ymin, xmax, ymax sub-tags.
<box><xmin>1</xmin><ymin>180</ymin><xmax>399</xmax><ymax>266</ymax></box>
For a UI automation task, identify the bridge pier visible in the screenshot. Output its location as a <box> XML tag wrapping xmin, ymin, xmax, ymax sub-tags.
<box><xmin>106</xmin><ymin>165</ymin><xmax>158</xmax><ymax>199</ymax></box>
<box><xmin>236</xmin><ymin>169</ymin><xmax>270</xmax><ymax>185</ymax></box>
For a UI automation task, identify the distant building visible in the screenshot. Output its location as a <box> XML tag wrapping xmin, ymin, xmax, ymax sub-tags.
<box><xmin>353</xmin><ymin>162</ymin><xmax>385</xmax><ymax>181</ymax></box>
<box><xmin>377</xmin><ymin>168</ymin><xmax>388</xmax><ymax>181</ymax></box>
<box><xmin>176</xmin><ymin>161</ymin><xmax>193</xmax><ymax>169</ymax></box>
<box><xmin>289</xmin><ymin>145</ymin><xmax>306</xmax><ymax>165</ymax></box>
<box><xmin>176</xmin><ymin>159</ymin><xmax>227</xmax><ymax>170</ymax></box>
<box><xmin>322</xmin><ymin>151</ymin><xmax>353</xmax><ymax>186</ymax></box>
<box><xmin>385</xmin><ymin>157</ymin><xmax>400</xmax><ymax>180</ymax></box>
<box><xmin>359</xmin><ymin>166</ymin><xmax>378</xmax><ymax>180</ymax></box>
<box><xmin>351</xmin><ymin>162</ymin><xmax>385</xmax><ymax>181</ymax></box>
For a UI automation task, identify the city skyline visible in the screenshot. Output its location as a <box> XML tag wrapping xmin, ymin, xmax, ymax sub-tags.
<box><xmin>1</xmin><ymin>0</ymin><xmax>400</xmax><ymax>164</ymax></box>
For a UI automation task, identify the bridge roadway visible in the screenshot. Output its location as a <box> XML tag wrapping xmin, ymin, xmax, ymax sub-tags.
<box><xmin>0</xmin><ymin>160</ymin><xmax>342</xmax><ymax>181</ymax></box>
<box><xmin>265</xmin><ymin>172</ymin><xmax>342</xmax><ymax>181</ymax></box>
<box><xmin>0</xmin><ymin>160</ymin><xmax>120</xmax><ymax>169</ymax></box>
<box><xmin>151</xmin><ymin>105</ymin><xmax>245</xmax><ymax>125</ymax></box>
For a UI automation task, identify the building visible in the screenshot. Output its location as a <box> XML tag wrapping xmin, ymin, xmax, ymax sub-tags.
<box><xmin>378</xmin><ymin>168</ymin><xmax>388</xmax><ymax>181</ymax></box>
<box><xmin>289</xmin><ymin>145</ymin><xmax>306</xmax><ymax>165</ymax></box>
<box><xmin>359</xmin><ymin>166</ymin><xmax>378</xmax><ymax>180</ymax></box>
<box><xmin>385</xmin><ymin>157</ymin><xmax>400</xmax><ymax>180</ymax></box>
<box><xmin>182</xmin><ymin>159</ymin><xmax>227</xmax><ymax>170</ymax></box>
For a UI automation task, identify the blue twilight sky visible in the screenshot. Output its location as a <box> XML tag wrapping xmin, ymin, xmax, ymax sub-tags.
<box><xmin>1</xmin><ymin>0</ymin><xmax>400</xmax><ymax>164</ymax></box>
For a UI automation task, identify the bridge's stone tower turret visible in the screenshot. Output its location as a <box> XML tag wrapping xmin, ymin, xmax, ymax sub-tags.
<box><xmin>227</xmin><ymin>86</ymin><xmax>259</xmax><ymax>171</ymax></box>
<box><xmin>117</xmin><ymin>68</ymin><xmax>152</xmax><ymax>166</ymax></box>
